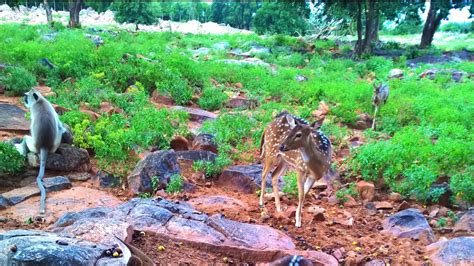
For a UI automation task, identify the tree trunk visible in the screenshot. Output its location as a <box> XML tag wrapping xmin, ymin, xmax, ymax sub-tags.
<box><xmin>355</xmin><ymin>0</ymin><xmax>363</xmax><ymax>56</ymax></box>
<box><xmin>420</xmin><ymin>1</ymin><xmax>442</xmax><ymax>48</ymax></box>
<box><xmin>362</xmin><ymin>0</ymin><xmax>377</xmax><ymax>54</ymax></box>
<box><xmin>68</xmin><ymin>0</ymin><xmax>83</xmax><ymax>28</ymax></box>
<box><xmin>43</xmin><ymin>0</ymin><xmax>52</xmax><ymax>26</ymax></box>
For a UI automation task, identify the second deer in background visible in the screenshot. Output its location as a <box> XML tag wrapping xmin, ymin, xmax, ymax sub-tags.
<box><xmin>371</xmin><ymin>82</ymin><xmax>390</xmax><ymax>130</ymax></box>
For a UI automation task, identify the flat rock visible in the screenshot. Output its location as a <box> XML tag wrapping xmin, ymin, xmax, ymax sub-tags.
<box><xmin>175</xmin><ymin>150</ymin><xmax>217</xmax><ymax>162</ymax></box>
<box><xmin>127</xmin><ymin>150</ymin><xmax>180</xmax><ymax>194</ymax></box>
<box><xmin>50</xmin><ymin>197</ymin><xmax>336</xmax><ymax>265</ymax></box>
<box><xmin>375</xmin><ymin>201</ymin><xmax>393</xmax><ymax>210</ymax></box>
<box><xmin>382</xmin><ymin>208</ymin><xmax>435</xmax><ymax>243</ymax></box>
<box><xmin>453</xmin><ymin>208</ymin><xmax>474</xmax><ymax>235</ymax></box>
<box><xmin>427</xmin><ymin>237</ymin><xmax>474</xmax><ymax>265</ymax></box>
<box><xmin>171</xmin><ymin>106</ymin><xmax>217</xmax><ymax>121</ymax></box>
<box><xmin>0</xmin><ymin>229</ymin><xmax>128</xmax><ymax>265</ymax></box>
<box><xmin>0</xmin><ymin>104</ymin><xmax>29</xmax><ymax>131</ymax></box>
<box><xmin>217</xmin><ymin>164</ymin><xmax>283</xmax><ymax>194</ymax></box>
<box><xmin>1</xmin><ymin>176</ymin><xmax>71</xmax><ymax>205</ymax></box>
<box><xmin>27</xmin><ymin>144</ymin><xmax>90</xmax><ymax>172</ymax></box>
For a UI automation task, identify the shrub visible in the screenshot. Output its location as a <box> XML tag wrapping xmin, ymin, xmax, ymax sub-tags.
<box><xmin>440</xmin><ymin>22</ymin><xmax>473</xmax><ymax>34</ymax></box>
<box><xmin>193</xmin><ymin>153</ymin><xmax>232</xmax><ymax>178</ymax></box>
<box><xmin>166</xmin><ymin>174</ymin><xmax>184</xmax><ymax>194</ymax></box>
<box><xmin>198</xmin><ymin>86</ymin><xmax>228</xmax><ymax>111</ymax></box>
<box><xmin>0</xmin><ymin>142</ymin><xmax>25</xmax><ymax>175</ymax></box>
<box><xmin>0</xmin><ymin>67</ymin><xmax>37</xmax><ymax>96</ymax></box>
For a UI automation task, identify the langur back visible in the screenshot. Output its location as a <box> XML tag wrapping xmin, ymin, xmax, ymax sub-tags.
<box><xmin>31</xmin><ymin>98</ymin><xmax>58</xmax><ymax>152</ymax></box>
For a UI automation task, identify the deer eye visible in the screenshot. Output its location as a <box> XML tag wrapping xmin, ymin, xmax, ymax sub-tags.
<box><xmin>295</xmin><ymin>132</ymin><xmax>302</xmax><ymax>138</ymax></box>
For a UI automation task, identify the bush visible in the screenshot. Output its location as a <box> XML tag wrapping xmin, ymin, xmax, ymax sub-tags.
<box><xmin>166</xmin><ymin>174</ymin><xmax>184</xmax><ymax>194</ymax></box>
<box><xmin>0</xmin><ymin>67</ymin><xmax>37</xmax><ymax>96</ymax></box>
<box><xmin>440</xmin><ymin>22</ymin><xmax>473</xmax><ymax>34</ymax></box>
<box><xmin>198</xmin><ymin>86</ymin><xmax>228</xmax><ymax>111</ymax></box>
<box><xmin>193</xmin><ymin>153</ymin><xmax>232</xmax><ymax>178</ymax></box>
<box><xmin>0</xmin><ymin>142</ymin><xmax>25</xmax><ymax>175</ymax></box>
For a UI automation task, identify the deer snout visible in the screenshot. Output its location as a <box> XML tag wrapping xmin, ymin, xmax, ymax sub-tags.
<box><xmin>279</xmin><ymin>144</ymin><xmax>286</xmax><ymax>152</ymax></box>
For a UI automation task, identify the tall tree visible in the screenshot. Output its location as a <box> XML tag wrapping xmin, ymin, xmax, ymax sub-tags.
<box><xmin>68</xmin><ymin>0</ymin><xmax>83</xmax><ymax>28</ymax></box>
<box><xmin>253</xmin><ymin>0</ymin><xmax>308</xmax><ymax>35</ymax></box>
<box><xmin>419</xmin><ymin>0</ymin><xmax>470</xmax><ymax>48</ymax></box>
<box><xmin>112</xmin><ymin>1</ymin><xmax>160</xmax><ymax>30</ymax></box>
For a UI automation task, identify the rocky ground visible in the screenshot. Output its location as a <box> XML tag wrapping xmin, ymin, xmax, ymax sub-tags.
<box><xmin>0</xmin><ymin>90</ymin><xmax>473</xmax><ymax>265</ymax></box>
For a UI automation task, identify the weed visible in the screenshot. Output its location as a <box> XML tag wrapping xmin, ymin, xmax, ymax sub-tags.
<box><xmin>436</xmin><ymin>217</ymin><xmax>447</xmax><ymax>228</ymax></box>
<box><xmin>335</xmin><ymin>182</ymin><xmax>358</xmax><ymax>203</ymax></box>
<box><xmin>198</xmin><ymin>86</ymin><xmax>228</xmax><ymax>111</ymax></box>
<box><xmin>166</xmin><ymin>174</ymin><xmax>184</xmax><ymax>194</ymax></box>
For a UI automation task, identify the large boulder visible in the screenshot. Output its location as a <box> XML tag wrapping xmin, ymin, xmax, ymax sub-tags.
<box><xmin>217</xmin><ymin>164</ymin><xmax>284</xmax><ymax>194</ymax></box>
<box><xmin>27</xmin><ymin>144</ymin><xmax>90</xmax><ymax>172</ymax></box>
<box><xmin>427</xmin><ymin>237</ymin><xmax>474</xmax><ymax>265</ymax></box>
<box><xmin>51</xmin><ymin>198</ymin><xmax>337</xmax><ymax>265</ymax></box>
<box><xmin>1</xmin><ymin>176</ymin><xmax>71</xmax><ymax>205</ymax></box>
<box><xmin>453</xmin><ymin>208</ymin><xmax>474</xmax><ymax>235</ymax></box>
<box><xmin>382</xmin><ymin>208</ymin><xmax>435</xmax><ymax>243</ymax></box>
<box><xmin>0</xmin><ymin>230</ymin><xmax>128</xmax><ymax>265</ymax></box>
<box><xmin>191</xmin><ymin>133</ymin><xmax>218</xmax><ymax>154</ymax></box>
<box><xmin>127</xmin><ymin>150</ymin><xmax>180</xmax><ymax>194</ymax></box>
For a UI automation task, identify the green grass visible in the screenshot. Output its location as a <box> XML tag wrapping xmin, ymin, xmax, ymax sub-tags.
<box><xmin>0</xmin><ymin>23</ymin><xmax>472</xmax><ymax>204</ymax></box>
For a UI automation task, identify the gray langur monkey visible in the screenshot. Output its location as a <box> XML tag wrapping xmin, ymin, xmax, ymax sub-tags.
<box><xmin>15</xmin><ymin>89</ymin><xmax>65</xmax><ymax>214</ymax></box>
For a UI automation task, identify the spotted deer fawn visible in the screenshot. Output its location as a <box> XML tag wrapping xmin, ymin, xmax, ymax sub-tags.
<box><xmin>371</xmin><ymin>82</ymin><xmax>389</xmax><ymax>130</ymax></box>
<box><xmin>259</xmin><ymin>111</ymin><xmax>332</xmax><ymax>227</ymax></box>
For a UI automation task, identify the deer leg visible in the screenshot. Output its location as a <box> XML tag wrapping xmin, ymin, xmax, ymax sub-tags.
<box><xmin>304</xmin><ymin>175</ymin><xmax>316</xmax><ymax>196</ymax></box>
<box><xmin>259</xmin><ymin>160</ymin><xmax>272</xmax><ymax>208</ymax></box>
<box><xmin>295</xmin><ymin>171</ymin><xmax>305</xmax><ymax>228</ymax></box>
<box><xmin>271</xmin><ymin>161</ymin><xmax>287</xmax><ymax>212</ymax></box>
<box><xmin>372</xmin><ymin>106</ymin><xmax>378</xmax><ymax>130</ymax></box>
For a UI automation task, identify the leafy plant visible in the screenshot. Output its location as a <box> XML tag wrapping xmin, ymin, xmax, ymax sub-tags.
<box><xmin>166</xmin><ymin>174</ymin><xmax>184</xmax><ymax>194</ymax></box>
<box><xmin>335</xmin><ymin>182</ymin><xmax>358</xmax><ymax>203</ymax></box>
<box><xmin>436</xmin><ymin>217</ymin><xmax>447</xmax><ymax>228</ymax></box>
<box><xmin>0</xmin><ymin>67</ymin><xmax>38</xmax><ymax>96</ymax></box>
<box><xmin>450</xmin><ymin>167</ymin><xmax>474</xmax><ymax>203</ymax></box>
<box><xmin>193</xmin><ymin>153</ymin><xmax>232</xmax><ymax>178</ymax></box>
<box><xmin>0</xmin><ymin>142</ymin><xmax>25</xmax><ymax>175</ymax></box>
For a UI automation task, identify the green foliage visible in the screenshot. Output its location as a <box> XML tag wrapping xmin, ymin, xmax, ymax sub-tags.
<box><xmin>0</xmin><ymin>142</ymin><xmax>25</xmax><ymax>175</ymax></box>
<box><xmin>0</xmin><ymin>67</ymin><xmax>37</xmax><ymax>96</ymax></box>
<box><xmin>436</xmin><ymin>217</ymin><xmax>447</xmax><ymax>228</ymax></box>
<box><xmin>282</xmin><ymin>171</ymin><xmax>298</xmax><ymax>196</ymax></box>
<box><xmin>198</xmin><ymin>86</ymin><xmax>228</xmax><ymax>111</ymax></box>
<box><xmin>111</xmin><ymin>1</ymin><xmax>160</xmax><ymax>26</ymax></box>
<box><xmin>335</xmin><ymin>183</ymin><xmax>358</xmax><ymax>203</ymax></box>
<box><xmin>440</xmin><ymin>22</ymin><xmax>473</xmax><ymax>34</ymax></box>
<box><xmin>166</xmin><ymin>174</ymin><xmax>184</xmax><ymax>194</ymax></box>
<box><xmin>450</xmin><ymin>166</ymin><xmax>474</xmax><ymax>203</ymax></box>
<box><xmin>253</xmin><ymin>1</ymin><xmax>309</xmax><ymax>36</ymax></box>
<box><xmin>193</xmin><ymin>153</ymin><xmax>232</xmax><ymax>178</ymax></box>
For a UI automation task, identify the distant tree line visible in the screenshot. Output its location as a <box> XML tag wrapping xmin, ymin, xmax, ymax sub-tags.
<box><xmin>4</xmin><ymin>0</ymin><xmax>472</xmax><ymax>55</ymax></box>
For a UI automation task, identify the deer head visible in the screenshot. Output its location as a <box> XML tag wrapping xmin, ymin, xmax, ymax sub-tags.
<box><xmin>373</xmin><ymin>81</ymin><xmax>382</xmax><ymax>94</ymax></box>
<box><xmin>279</xmin><ymin>121</ymin><xmax>322</xmax><ymax>152</ymax></box>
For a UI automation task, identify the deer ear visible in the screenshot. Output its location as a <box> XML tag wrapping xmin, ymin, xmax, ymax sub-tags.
<box><xmin>286</xmin><ymin>115</ymin><xmax>296</xmax><ymax>127</ymax></box>
<box><xmin>310</xmin><ymin>121</ymin><xmax>321</xmax><ymax>129</ymax></box>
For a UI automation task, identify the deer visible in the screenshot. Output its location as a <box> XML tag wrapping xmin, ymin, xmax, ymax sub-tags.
<box><xmin>371</xmin><ymin>82</ymin><xmax>389</xmax><ymax>130</ymax></box>
<box><xmin>259</xmin><ymin>111</ymin><xmax>332</xmax><ymax>227</ymax></box>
